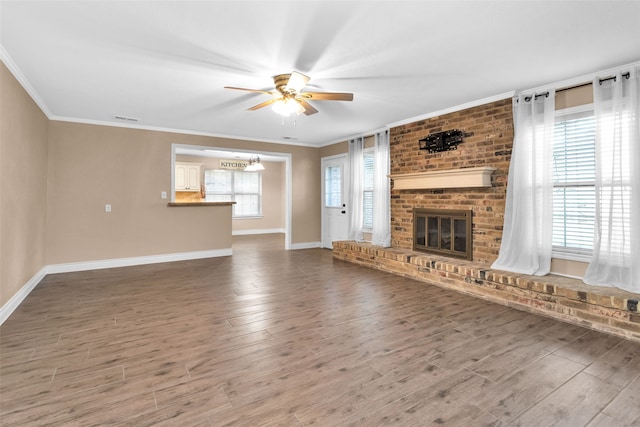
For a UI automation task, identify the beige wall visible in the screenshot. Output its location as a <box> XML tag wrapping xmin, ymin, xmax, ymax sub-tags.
<box><xmin>175</xmin><ymin>155</ymin><xmax>285</xmax><ymax>232</ymax></box>
<box><xmin>1</xmin><ymin>63</ymin><xmax>49</xmax><ymax>307</ymax></box>
<box><xmin>319</xmin><ymin>141</ymin><xmax>348</xmax><ymax>158</ymax></box>
<box><xmin>556</xmin><ymin>83</ymin><xmax>593</xmax><ymax>110</ymax></box>
<box><xmin>318</xmin><ymin>137</ymin><xmax>373</xmax><ymax>158</ymax></box>
<box><xmin>46</xmin><ymin>123</ymin><xmax>234</xmax><ymax>263</ymax></box>
<box><xmin>45</xmin><ymin>122</ymin><xmax>319</xmax><ymax>264</ymax></box>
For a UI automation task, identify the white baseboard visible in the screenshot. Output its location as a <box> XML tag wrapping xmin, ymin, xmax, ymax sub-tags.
<box><xmin>289</xmin><ymin>241</ymin><xmax>322</xmax><ymax>250</ymax></box>
<box><xmin>0</xmin><ymin>248</ymin><xmax>232</xmax><ymax>325</ymax></box>
<box><xmin>232</xmin><ymin>228</ymin><xmax>286</xmax><ymax>236</ymax></box>
<box><xmin>46</xmin><ymin>248</ymin><xmax>233</xmax><ymax>274</ymax></box>
<box><xmin>0</xmin><ymin>266</ymin><xmax>47</xmax><ymax>325</ymax></box>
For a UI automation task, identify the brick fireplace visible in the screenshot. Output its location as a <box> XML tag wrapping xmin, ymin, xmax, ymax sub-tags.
<box><xmin>390</xmin><ymin>98</ymin><xmax>513</xmax><ymax>264</ymax></box>
<box><xmin>333</xmin><ymin>97</ymin><xmax>640</xmax><ymax>341</ymax></box>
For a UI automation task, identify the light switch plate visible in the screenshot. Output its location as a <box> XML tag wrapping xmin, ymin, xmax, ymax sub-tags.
<box><xmin>161</xmin><ymin>191</ymin><xmax>167</xmax><ymax>199</ymax></box>
<box><xmin>105</xmin><ymin>204</ymin><xmax>111</xmax><ymax>212</ymax></box>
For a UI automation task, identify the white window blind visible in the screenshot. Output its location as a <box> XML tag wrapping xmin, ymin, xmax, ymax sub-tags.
<box><xmin>552</xmin><ymin>109</ymin><xmax>596</xmax><ymax>257</ymax></box>
<box><xmin>362</xmin><ymin>150</ymin><xmax>374</xmax><ymax>230</ymax></box>
<box><xmin>204</xmin><ymin>169</ymin><xmax>262</xmax><ymax>218</ymax></box>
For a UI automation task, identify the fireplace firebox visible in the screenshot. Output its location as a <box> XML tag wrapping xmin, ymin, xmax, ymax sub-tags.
<box><xmin>413</xmin><ymin>208</ymin><xmax>472</xmax><ymax>260</ymax></box>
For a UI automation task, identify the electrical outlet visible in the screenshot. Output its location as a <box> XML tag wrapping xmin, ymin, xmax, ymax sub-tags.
<box><xmin>105</xmin><ymin>204</ymin><xmax>111</xmax><ymax>213</ymax></box>
<box><xmin>161</xmin><ymin>191</ymin><xmax>167</xmax><ymax>199</ymax></box>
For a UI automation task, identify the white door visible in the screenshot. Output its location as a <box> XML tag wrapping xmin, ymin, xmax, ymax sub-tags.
<box><xmin>322</xmin><ymin>154</ymin><xmax>349</xmax><ymax>249</ymax></box>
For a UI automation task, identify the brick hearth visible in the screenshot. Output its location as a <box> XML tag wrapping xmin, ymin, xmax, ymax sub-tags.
<box><xmin>333</xmin><ymin>241</ymin><xmax>640</xmax><ymax>342</ymax></box>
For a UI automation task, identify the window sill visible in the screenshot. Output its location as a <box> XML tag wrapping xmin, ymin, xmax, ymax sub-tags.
<box><xmin>233</xmin><ymin>216</ymin><xmax>264</xmax><ymax>220</ymax></box>
<box><xmin>552</xmin><ymin>249</ymin><xmax>592</xmax><ymax>263</ymax></box>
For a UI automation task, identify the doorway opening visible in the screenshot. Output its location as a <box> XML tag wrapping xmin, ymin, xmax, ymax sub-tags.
<box><xmin>171</xmin><ymin>144</ymin><xmax>292</xmax><ymax>250</ymax></box>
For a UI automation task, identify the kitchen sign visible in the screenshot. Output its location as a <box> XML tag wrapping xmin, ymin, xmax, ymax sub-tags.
<box><xmin>219</xmin><ymin>160</ymin><xmax>248</xmax><ymax>170</ymax></box>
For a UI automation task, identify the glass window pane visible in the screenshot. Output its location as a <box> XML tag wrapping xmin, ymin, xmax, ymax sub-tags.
<box><xmin>204</xmin><ymin>170</ymin><xmax>232</xmax><ymax>193</ymax></box>
<box><xmin>427</xmin><ymin>217</ymin><xmax>438</xmax><ymax>248</ymax></box>
<box><xmin>362</xmin><ymin>150</ymin><xmax>375</xmax><ymax>229</ymax></box>
<box><xmin>553</xmin><ymin>110</ymin><xmax>596</xmax><ymax>254</ymax></box>
<box><xmin>415</xmin><ymin>216</ymin><xmax>426</xmax><ymax>246</ymax></box>
<box><xmin>205</xmin><ymin>169</ymin><xmax>262</xmax><ymax>218</ymax></box>
<box><xmin>363</xmin><ymin>191</ymin><xmax>373</xmax><ymax>229</ymax></box>
<box><xmin>440</xmin><ymin>217</ymin><xmax>451</xmax><ymax>250</ymax></box>
<box><xmin>234</xmin><ymin>194</ymin><xmax>260</xmax><ymax>217</ymax></box>
<box><xmin>325</xmin><ymin>165</ymin><xmax>342</xmax><ymax>207</ymax></box>
<box><xmin>453</xmin><ymin>219</ymin><xmax>467</xmax><ymax>252</ymax></box>
<box><xmin>552</xmin><ymin>186</ymin><xmax>595</xmax><ymax>250</ymax></box>
<box><xmin>234</xmin><ymin>171</ymin><xmax>259</xmax><ymax>193</ymax></box>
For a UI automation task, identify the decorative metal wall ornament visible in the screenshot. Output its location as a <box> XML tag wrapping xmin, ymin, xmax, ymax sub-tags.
<box><xmin>418</xmin><ymin>129</ymin><xmax>474</xmax><ymax>153</ymax></box>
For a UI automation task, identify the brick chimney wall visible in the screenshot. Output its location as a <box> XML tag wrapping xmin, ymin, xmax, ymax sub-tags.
<box><xmin>390</xmin><ymin>98</ymin><xmax>514</xmax><ymax>264</ymax></box>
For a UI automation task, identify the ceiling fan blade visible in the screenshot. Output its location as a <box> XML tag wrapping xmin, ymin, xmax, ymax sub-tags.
<box><xmin>297</xmin><ymin>99</ymin><xmax>318</xmax><ymax>116</ymax></box>
<box><xmin>224</xmin><ymin>86</ymin><xmax>277</xmax><ymax>95</ymax></box>
<box><xmin>300</xmin><ymin>92</ymin><xmax>354</xmax><ymax>101</ymax></box>
<box><xmin>285</xmin><ymin>71</ymin><xmax>310</xmax><ymax>93</ymax></box>
<box><xmin>247</xmin><ymin>98</ymin><xmax>280</xmax><ymax>111</ymax></box>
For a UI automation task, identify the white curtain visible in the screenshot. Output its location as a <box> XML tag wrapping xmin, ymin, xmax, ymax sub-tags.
<box><xmin>372</xmin><ymin>129</ymin><xmax>391</xmax><ymax>247</ymax></box>
<box><xmin>584</xmin><ymin>67</ymin><xmax>640</xmax><ymax>293</ymax></box>
<box><xmin>347</xmin><ymin>137</ymin><xmax>364</xmax><ymax>241</ymax></box>
<box><xmin>491</xmin><ymin>90</ymin><xmax>556</xmax><ymax>275</ymax></box>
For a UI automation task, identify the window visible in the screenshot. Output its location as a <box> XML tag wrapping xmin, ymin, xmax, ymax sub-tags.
<box><xmin>362</xmin><ymin>149</ymin><xmax>375</xmax><ymax>230</ymax></box>
<box><xmin>204</xmin><ymin>169</ymin><xmax>262</xmax><ymax>218</ymax></box>
<box><xmin>324</xmin><ymin>164</ymin><xmax>342</xmax><ymax>208</ymax></box>
<box><xmin>552</xmin><ymin>107</ymin><xmax>596</xmax><ymax>259</ymax></box>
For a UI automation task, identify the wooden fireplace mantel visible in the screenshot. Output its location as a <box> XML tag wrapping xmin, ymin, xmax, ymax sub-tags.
<box><xmin>389</xmin><ymin>167</ymin><xmax>496</xmax><ymax>190</ymax></box>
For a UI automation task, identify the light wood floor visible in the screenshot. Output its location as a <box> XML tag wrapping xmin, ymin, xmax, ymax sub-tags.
<box><xmin>2</xmin><ymin>234</ymin><xmax>639</xmax><ymax>426</ymax></box>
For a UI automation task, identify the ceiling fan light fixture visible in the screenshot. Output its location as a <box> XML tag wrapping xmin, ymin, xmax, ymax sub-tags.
<box><xmin>225</xmin><ymin>71</ymin><xmax>352</xmax><ymax>117</ymax></box>
<box><xmin>272</xmin><ymin>98</ymin><xmax>304</xmax><ymax>117</ymax></box>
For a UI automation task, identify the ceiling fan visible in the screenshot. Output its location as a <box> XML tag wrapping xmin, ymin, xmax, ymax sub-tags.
<box><xmin>224</xmin><ymin>71</ymin><xmax>353</xmax><ymax>116</ymax></box>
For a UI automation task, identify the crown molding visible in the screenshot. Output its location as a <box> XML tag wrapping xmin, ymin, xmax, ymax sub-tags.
<box><xmin>0</xmin><ymin>44</ymin><xmax>53</xmax><ymax>118</ymax></box>
<box><xmin>49</xmin><ymin>115</ymin><xmax>319</xmax><ymax>148</ymax></box>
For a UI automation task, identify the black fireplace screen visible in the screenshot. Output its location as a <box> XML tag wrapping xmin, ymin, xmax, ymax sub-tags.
<box><xmin>413</xmin><ymin>208</ymin><xmax>472</xmax><ymax>260</ymax></box>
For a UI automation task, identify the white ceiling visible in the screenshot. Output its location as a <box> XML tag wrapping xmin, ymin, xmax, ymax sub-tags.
<box><xmin>2</xmin><ymin>1</ymin><xmax>640</xmax><ymax>147</ymax></box>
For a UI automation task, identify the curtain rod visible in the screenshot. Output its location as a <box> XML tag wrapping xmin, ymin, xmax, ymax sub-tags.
<box><xmin>524</xmin><ymin>91</ymin><xmax>549</xmax><ymax>102</ymax></box>
<box><xmin>554</xmin><ymin>71</ymin><xmax>632</xmax><ymax>93</ymax></box>
<box><xmin>521</xmin><ymin>60</ymin><xmax>639</xmax><ymax>95</ymax></box>
<box><xmin>598</xmin><ymin>72</ymin><xmax>631</xmax><ymax>85</ymax></box>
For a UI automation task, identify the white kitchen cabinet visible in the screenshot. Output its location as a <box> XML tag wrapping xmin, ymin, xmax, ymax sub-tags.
<box><xmin>175</xmin><ymin>162</ymin><xmax>202</xmax><ymax>191</ymax></box>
